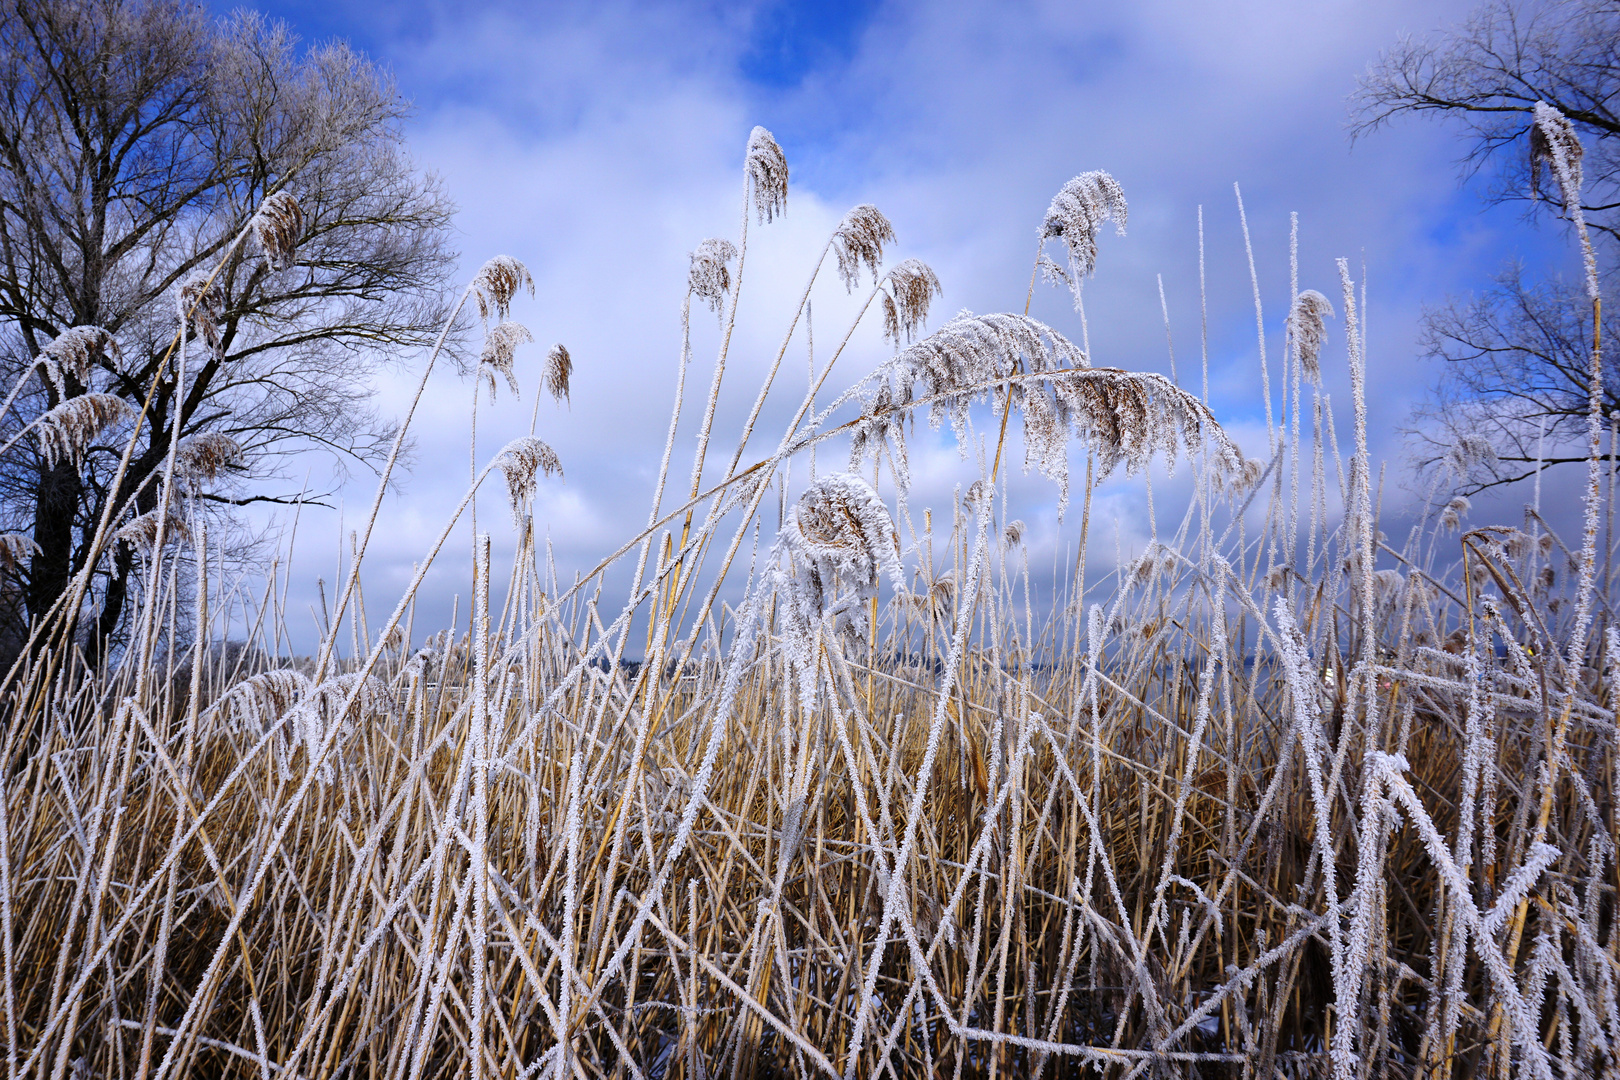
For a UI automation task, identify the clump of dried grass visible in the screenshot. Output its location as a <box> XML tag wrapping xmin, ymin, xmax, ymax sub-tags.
<box><xmin>3</xmin><ymin>125</ymin><xmax>1616</xmax><ymax>1080</ymax></box>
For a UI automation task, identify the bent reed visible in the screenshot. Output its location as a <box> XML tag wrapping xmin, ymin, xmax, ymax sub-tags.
<box><xmin>1</xmin><ymin>115</ymin><xmax>1616</xmax><ymax>1079</ymax></box>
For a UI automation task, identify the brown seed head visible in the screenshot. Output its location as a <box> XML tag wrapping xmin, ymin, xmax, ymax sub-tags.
<box><xmin>251</xmin><ymin>191</ymin><xmax>304</xmax><ymax>271</ymax></box>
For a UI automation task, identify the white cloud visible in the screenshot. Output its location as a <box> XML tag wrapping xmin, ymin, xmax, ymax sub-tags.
<box><xmin>253</xmin><ymin>0</ymin><xmax>1579</xmax><ymax>652</ymax></box>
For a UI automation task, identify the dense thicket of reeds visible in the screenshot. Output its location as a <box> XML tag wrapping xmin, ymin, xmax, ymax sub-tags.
<box><xmin>0</xmin><ymin>115</ymin><xmax>1615</xmax><ymax>1079</ymax></box>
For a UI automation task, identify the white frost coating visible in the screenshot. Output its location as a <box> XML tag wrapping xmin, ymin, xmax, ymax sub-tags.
<box><xmin>847</xmin><ymin>311</ymin><xmax>1247</xmax><ymax>511</ymax></box>
<box><xmin>687</xmin><ymin>238</ymin><xmax>737</xmax><ymax>316</ymax></box>
<box><xmin>773</xmin><ymin>473</ymin><xmax>905</xmax><ymax>709</ymax></box>
<box><xmin>494</xmin><ymin>436</ymin><xmax>563</xmax><ymax>524</ymax></box>
<box><xmin>1039</xmin><ymin>170</ymin><xmax>1127</xmax><ymax>303</ymax></box>
<box><xmin>1286</xmin><ymin>289</ymin><xmax>1334</xmax><ymax>383</ymax></box>
<box><xmin>284</xmin><ymin>672</ymin><xmax>388</xmax><ymax>786</ymax></box>
<box><xmin>37</xmin><ymin>326</ymin><xmax>118</xmax><ymax>399</ymax></box>
<box><xmin>745</xmin><ymin>126</ymin><xmax>788</xmax><ymax>223</ymax></box>
<box><xmin>36</xmin><ymin>393</ymin><xmax>133</xmax><ymax>469</ymax></box>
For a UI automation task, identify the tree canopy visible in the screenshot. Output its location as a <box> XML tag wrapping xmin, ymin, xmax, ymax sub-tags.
<box><xmin>0</xmin><ymin>0</ymin><xmax>457</xmax><ymax>660</ymax></box>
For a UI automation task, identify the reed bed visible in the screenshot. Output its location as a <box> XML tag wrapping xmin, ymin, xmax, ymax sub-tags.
<box><xmin>0</xmin><ymin>114</ymin><xmax>1615</xmax><ymax>1079</ymax></box>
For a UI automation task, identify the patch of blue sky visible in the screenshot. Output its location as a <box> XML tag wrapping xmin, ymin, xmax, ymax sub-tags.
<box><xmin>738</xmin><ymin>0</ymin><xmax>879</xmax><ymax>89</ymax></box>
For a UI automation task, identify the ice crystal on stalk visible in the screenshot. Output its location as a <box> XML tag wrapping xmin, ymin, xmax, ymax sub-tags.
<box><xmin>478</xmin><ymin>321</ymin><xmax>532</xmax><ymax>402</ymax></box>
<box><xmin>250</xmin><ymin>191</ymin><xmax>304</xmax><ymax>271</ymax></box>
<box><xmin>831</xmin><ymin>204</ymin><xmax>895</xmax><ymax>291</ymax></box>
<box><xmin>688</xmin><ymin>238</ymin><xmax>737</xmax><ymax>315</ymax></box>
<box><xmin>37</xmin><ymin>393</ymin><xmax>133</xmax><ymax>469</ymax></box>
<box><xmin>774</xmin><ymin>474</ymin><xmax>904</xmax><ymax>703</ymax></box>
<box><xmin>38</xmin><ymin>326</ymin><xmax>117</xmax><ymax>398</ymax></box>
<box><xmin>1287</xmin><ymin>290</ymin><xmax>1335</xmax><ymax>382</ymax></box>
<box><xmin>1040</xmin><ymin>170</ymin><xmax>1127</xmax><ymax>303</ymax></box>
<box><xmin>471</xmin><ymin>255</ymin><xmax>534</xmax><ymax>323</ymax></box>
<box><xmin>745</xmin><ymin>126</ymin><xmax>789</xmax><ymax>223</ymax></box>
<box><xmin>1530</xmin><ymin>101</ymin><xmax>1584</xmax><ymax>209</ymax></box>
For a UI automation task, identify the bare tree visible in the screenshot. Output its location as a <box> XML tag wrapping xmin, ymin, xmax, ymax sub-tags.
<box><xmin>1354</xmin><ymin>0</ymin><xmax>1618</xmax><ymax>491</ymax></box>
<box><xmin>0</xmin><ymin>0</ymin><xmax>456</xmax><ymax>661</ymax></box>
<box><xmin>1406</xmin><ymin>265</ymin><xmax>1619</xmax><ymax>490</ymax></box>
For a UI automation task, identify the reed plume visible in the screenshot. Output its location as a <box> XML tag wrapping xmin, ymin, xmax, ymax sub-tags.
<box><xmin>470</xmin><ymin>255</ymin><xmax>534</xmax><ymax>323</ymax></box>
<box><xmin>745</xmin><ymin>125</ymin><xmax>789</xmax><ymax>223</ymax></box>
<box><xmin>544</xmin><ymin>343</ymin><xmax>572</xmax><ymax>403</ymax></box>
<box><xmin>1040</xmin><ymin>170</ymin><xmax>1127</xmax><ymax>302</ymax></box>
<box><xmin>478</xmin><ymin>321</ymin><xmax>532</xmax><ymax>402</ymax></box>
<box><xmin>1530</xmin><ymin>102</ymin><xmax>1585</xmax><ymax>211</ymax></box>
<box><xmin>179</xmin><ymin>273</ymin><xmax>225</xmax><ymax>355</ymax></box>
<box><xmin>880</xmin><ymin>258</ymin><xmax>942</xmax><ymax>346</ymax></box>
<box><xmin>38</xmin><ymin>326</ymin><xmax>118</xmax><ymax>398</ymax></box>
<box><xmin>0</xmin><ymin>533</ymin><xmax>37</xmax><ymax>573</ymax></box>
<box><xmin>114</xmin><ymin>507</ymin><xmax>191</xmax><ymax>552</ymax></box>
<box><xmin>688</xmin><ymin>238</ymin><xmax>738</xmax><ymax>315</ymax></box>
<box><xmin>249</xmin><ymin>191</ymin><xmax>304</xmax><ymax>271</ymax></box>
<box><xmin>495</xmin><ymin>435</ymin><xmax>563</xmax><ymax>524</ymax></box>
<box><xmin>1288</xmin><ymin>288</ymin><xmax>1335</xmax><ymax>382</ymax></box>
<box><xmin>170</xmin><ymin>433</ymin><xmax>243</xmax><ymax>485</ymax></box>
<box><xmin>36</xmin><ymin>393</ymin><xmax>133</xmax><ymax>468</ymax></box>
<box><xmin>831</xmin><ymin>204</ymin><xmax>896</xmax><ymax>291</ymax></box>
<box><xmin>1440</xmin><ymin>494</ymin><xmax>1471</xmax><ymax>532</ymax></box>
<box><xmin>775</xmin><ymin>472</ymin><xmax>904</xmax><ymax>681</ymax></box>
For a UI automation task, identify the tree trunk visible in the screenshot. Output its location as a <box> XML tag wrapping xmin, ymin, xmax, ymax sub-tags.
<box><xmin>26</xmin><ymin>456</ymin><xmax>80</xmax><ymax>628</ymax></box>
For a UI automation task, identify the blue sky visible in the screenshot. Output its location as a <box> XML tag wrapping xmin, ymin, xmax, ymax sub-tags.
<box><xmin>235</xmin><ymin>0</ymin><xmax>1584</xmax><ymax>649</ymax></box>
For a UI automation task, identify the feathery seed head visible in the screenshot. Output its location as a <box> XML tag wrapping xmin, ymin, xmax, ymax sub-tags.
<box><xmin>1446</xmin><ymin>434</ymin><xmax>1498</xmax><ymax>478</ymax></box>
<box><xmin>1225</xmin><ymin>458</ymin><xmax>1266</xmax><ymax>500</ymax></box>
<box><xmin>0</xmin><ymin>533</ymin><xmax>37</xmax><ymax>573</ymax></box>
<box><xmin>171</xmin><ymin>433</ymin><xmax>243</xmax><ymax>485</ymax></box>
<box><xmin>777</xmin><ymin>473</ymin><xmax>903</xmax><ymax>666</ymax></box>
<box><xmin>831</xmin><ymin>204</ymin><xmax>895</xmax><ymax>292</ymax></box>
<box><xmin>37</xmin><ymin>393</ymin><xmax>133</xmax><ymax>469</ymax></box>
<box><xmin>1374</xmin><ymin>568</ymin><xmax>1404</xmax><ymax>607</ymax></box>
<box><xmin>495</xmin><ymin>435</ymin><xmax>563</xmax><ymax>524</ymax></box>
<box><xmin>861</xmin><ymin>310</ymin><xmax>1243</xmax><ymax>507</ymax></box>
<box><xmin>745</xmin><ymin>126</ymin><xmax>789</xmax><ymax>223</ymax></box>
<box><xmin>478</xmin><ymin>321</ymin><xmax>532</xmax><ymax>403</ymax></box>
<box><xmin>688</xmin><ymin>238</ymin><xmax>738</xmax><ymax>315</ymax></box>
<box><xmin>179</xmin><ymin>273</ymin><xmax>225</xmax><ymax>355</ymax></box>
<box><xmin>545</xmin><ymin>343</ymin><xmax>572</xmax><ymax>403</ymax></box>
<box><xmin>213</xmin><ymin>668</ymin><xmax>311</xmax><ymax>733</ymax></box>
<box><xmin>39</xmin><ymin>327</ymin><xmax>118</xmax><ymax>399</ymax></box>
<box><xmin>250</xmin><ymin>191</ymin><xmax>304</xmax><ymax>271</ymax></box>
<box><xmin>880</xmin><ymin>259</ymin><xmax>942</xmax><ymax>346</ymax></box>
<box><xmin>1040</xmin><ymin>170</ymin><xmax>1127</xmax><ymax>302</ymax></box>
<box><xmin>471</xmin><ymin>255</ymin><xmax>534</xmax><ymax>324</ymax></box>
<box><xmin>1003</xmin><ymin>519</ymin><xmax>1027</xmax><ymax>550</ymax></box>
<box><xmin>1530</xmin><ymin>102</ymin><xmax>1584</xmax><ymax>209</ymax></box>
<box><xmin>116</xmin><ymin>508</ymin><xmax>191</xmax><ymax>553</ymax></box>
<box><xmin>1288</xmin><ymin>290</ymin><xmax>1335</xmax><ymax>382</ymax></box>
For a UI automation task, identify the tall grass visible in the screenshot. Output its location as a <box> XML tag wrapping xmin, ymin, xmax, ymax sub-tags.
<box><xmin>0</xmin><ymin>112</ymin><xmax>1615</xmax><ymax>1079</ymax></box>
